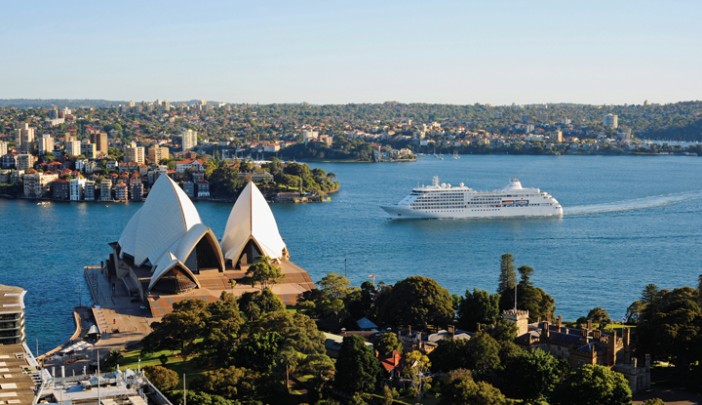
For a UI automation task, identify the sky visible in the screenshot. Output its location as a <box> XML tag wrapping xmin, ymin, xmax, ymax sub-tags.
<box><xmin>0</xmin><ymin>1</ymin><xmax>700</xmax><ymax>105</ymax></box>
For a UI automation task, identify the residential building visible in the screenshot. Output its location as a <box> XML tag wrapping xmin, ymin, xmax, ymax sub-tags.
<box><xmin>0</xmin><ymin>284</ymin><xmax>26</xmax><ymax>344</ymax></box>
<box><xmin>51</xmin><ymin>179</ymin><xmax>70</xmax><ymax>200</ymax></box>
<box><xmin>69</xmin><ymin>178</ymin><xmax>86</xmax><ymax>201</ymax></box>
<box><xmin>114</xmin><ymin>181</ymin><xmax>128</xmax><ymax>201</ymax></box>
<box><xmin>182</xmin><ymin>129</ymin><xmax>198</xmax><ymax>152</ymax></box>
<box><xmin>16</xmin><ymin>154</ymin><xmax>35</xmax><ymax>171</ymax></box>
<box><xmin>0</xmin><ymin>141</ymin><xmax>7</xmax><ymax>156</ymax></box>
<box><xmin>99</xmin><ymin>178</ymin><xmax>113</xmax><ymax>201</ymax></box>
<box><xmin>197</xmin><ymin>180</ymin><xmax>210</xmax><ymax>198</ymax></box>
<box><xmin>83</xmin><ymin>142</ymin><xmax>97</xmax><ymax>159</ymax></box>
<box><xmin>175</xmin><ymin>158</ymin><xmax>205</xmax><ymax>173</ymax></box>
<box><xmin>131</xmin><ymin>183</ymin><xmax>144</xmax><ymax>201</ymax></box>
<box><xmin>603</xmin><ymin>113</ymin><xmax>619</xmax><ymax>129</ymax></box>
<box><xmin>84</xmin><ymin>180</ymin><xmax>96</xmax><ymax>201</ymax></box>
<box><xmin>1</xmin><ymin>154</ymin><xmax>17</xmax><ymax>169</ymax></box>
<box><xmin>124</xmin><ymin>141</ymin><xmax>145</xmax><ymax>164</ymax></box>
<box><xmin>90</xmin><ymin>132</ymin><xmax>109</xmax><ymax>155</ymax></box>
<box><xmin>16</xmin><ymin>123</ymin><xmax>35</xmax><ymax>153</ymax></box>
<box><xmin>302</xmin><ymin>130</ymin><xmax>319</xmax><ymax>143</ymax></box>
<box><xmin>148</xmin><ymin>145</ymin><xmax>169</xmax><ymax>163</ymax></box>
<box><xmin>183</xmin><ymin>181</ymin><xmax>195</xmax><ymax>198</ymax></box>
<box><xmin>23</xmin><ymin>172</ymin><xmax>58</xmax><ymax>198</ymax></box>
<box><xmin>65</xmin><ymin>140</ymin><xmax>82</xmax><ymax>156</ymax></box>
<box><xmin>39</xmin><ymin>134</ymin><xmax>54</xmax><ymax>155</ymax></box>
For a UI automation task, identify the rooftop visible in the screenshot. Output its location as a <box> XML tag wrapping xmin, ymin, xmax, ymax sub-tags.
<box><xmin>0</xmin><ymin>285</ymin><xmax>25</xmax><ymax>314</ymax></box>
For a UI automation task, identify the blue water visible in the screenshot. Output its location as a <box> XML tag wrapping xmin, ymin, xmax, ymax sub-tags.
<box><xmin>2</xmin><ymin>155</ymin><xmax>701</xmax><ymax>351</ymax></box>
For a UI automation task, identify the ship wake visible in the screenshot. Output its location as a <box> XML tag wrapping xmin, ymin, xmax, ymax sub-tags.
<box><xmin>565</xmin><ymin>190</ymin><xmax>702</xmax><ymax>216</ymax></box>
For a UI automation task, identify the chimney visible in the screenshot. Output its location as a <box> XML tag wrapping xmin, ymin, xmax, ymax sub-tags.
<box><xmin>448</xmin><ymin>325</ymin><xmax>455</xmax><ymax>338</ymax></box>
<box><xmin>557</xmin><ymin>315</ymin><xmax>562</xmax><ymax>329</ymax></box>
<box><xmin>632</xmin><ymin>357</ymin><xmax>638</xmax><ymax>368</ymax></box>
<box><xmin>587</xmin><ymin>319</ymin><xmax>592</xmax><ymax>330</ymax></box>
<box><xmin>542</xmin><ymin>321</ymin><xmax>550</xmax><ymax>339</ymax></box>
<box><xmin>608</xmin><ymin>330</ymin><xmax>617</xmax><ymax>366</ymax></box>
<box><xmin>623</xmin><ymin>327</ymin><xmax>631</xmax><ymax>351</ymax></box>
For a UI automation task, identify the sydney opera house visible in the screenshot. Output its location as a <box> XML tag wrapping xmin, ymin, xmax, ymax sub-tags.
<box><xmin>107</xmin><ymin>175</ymin><xmax>315</xmax><ymax>316</ymax></box>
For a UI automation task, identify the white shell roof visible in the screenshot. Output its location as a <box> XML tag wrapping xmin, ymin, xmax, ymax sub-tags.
<box><xmin>148</xmin><ymin>252</ymin><xmax>201</xmax><ymax>290</ymax></box>
<box><xmin>117</xmin><ymin>175</ymin><xmax>202</xmax><ymax>266</ymax></box>
<box><xmin>221</xmin><ymin>181</ymin><xmax>287</xmax><ymax>262</ymax></box>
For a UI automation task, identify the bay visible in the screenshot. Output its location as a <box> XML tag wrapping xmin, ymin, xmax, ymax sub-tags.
<box><xmin>1</xmin><ymin>155</ymin><xmax>701</xmax><ymax>351</ymax></box>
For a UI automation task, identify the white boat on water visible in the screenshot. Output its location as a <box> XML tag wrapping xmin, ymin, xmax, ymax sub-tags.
<box><xmin>381</xmin><ymin>177</ymin><xmax>563</xmax><ymax>219</ymax></box>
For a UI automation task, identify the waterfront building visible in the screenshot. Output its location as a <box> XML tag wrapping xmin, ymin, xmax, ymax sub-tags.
<box><xmin>84</xmin><ymin>180</ymin><xmax>96</xmax><ymax>201</ymax></box>
<box><xmin>603</xmin><ymin>113</ymin><xmax>619</xmax><ymax>129</ymax></box>
<box><xmin>16</xmin><ymin>123</ymin><xmax>35</xmax><ymax>153</ymax></box>
<box><xmin>114</xmin><ymin>181</ymin><xmax>129</xmax><ymax>201</ymax></box>
<box><xmin>16</xmin><ymin>153</ymin><xmax>35</xmax><ymax>171</ymax></box>
<box><xmin>131</xmin><ymin>183</ymin><xmax>143</xmax><ymax>201</ymax></box>
<box><xmin>1</xmin><ymin>153</ymin><xmax>17</xmax><ymax>169</ymax></box>
<box><xmin>0</xmin><ymin>141</ymin><xmax>7</xmax><ymax>156</ymax></box>
<box><xmin>0</xmin><ymin>344</ymin><xmax>41</xmax><ymax>404</ymax></box>
<box><xmin>0</xmin><ymin>284</ymin><xmax>26</xmax><ymax>345</ymax></box>
<box><xmin>39</xmin><ymin>134</ymin><xmax>54</xmax><ymax>155</ymax></box>
<box><xmin>182</xmin><ymin>180</ymin><xmax>195</xmax><ymax>198</ymax></box>
<box><xmin>181</xmin><ymin>129</ymin><xmax>198</xmax><ymax>152</ymax></box>
<box><xmin>69</xmin><ymin>177</ymin><xmax>86</xmax><ymax>201</ymax></box>
<box><xmin>197</xmin><ymin>180</ymin><xmax>210</xmax><ymax>198</ymax></box>
<box><xmin>90</xmin><ymin>132</ymin><xmax>109</xmax><ymax>155</ymax></box>
<box><xmin>65</xmin><ymin>140</ymin><xmax>82</xmax><ymax>156</ymax></box>
<box><xmin>99</xmin><ymin>178</ymin><xmax>112</xmax><ymax>201</ymax></box>
<box><xmin>23</xmin><ymin>172</ymin><xmax>58</xmax><ymax>198</ymax></box>
<box><xmin>175</xmin><ymin>158</ymin><xmax>205</xmax><ymax>173</ymax></box>
<box><xmin>51</xmin><ymin>179</ymin><xmax>70</xmax><ymax>200</ymax></box>
<box><xmin>108</xmin><ymin>176</ymin><xmax>314</xmax><ymax>315</ymax></box>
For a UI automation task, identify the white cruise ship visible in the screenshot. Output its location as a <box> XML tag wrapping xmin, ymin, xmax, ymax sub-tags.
<box><xmin>381</xmin><ymin>177</ymin><xmax>563</xmax><ymax>219</ymax></box>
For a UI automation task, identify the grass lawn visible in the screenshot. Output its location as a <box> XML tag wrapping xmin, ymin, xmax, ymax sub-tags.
<box><xmin>119</xmin><ymin>347</ymin><xmax>206</xmax><ymax>384</ymax></box>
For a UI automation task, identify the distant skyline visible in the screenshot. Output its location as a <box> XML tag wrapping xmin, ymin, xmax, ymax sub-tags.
<box><xmin>1</xmin><ymin>1</ymin><xmax>700</xmax><ymax>105</ymax></box>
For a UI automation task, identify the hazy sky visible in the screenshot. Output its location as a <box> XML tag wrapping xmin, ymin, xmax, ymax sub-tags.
<box><xmin>1</xmin><ymin>1</ymin><xmax>700</xmax><ymax>105</ymax></box>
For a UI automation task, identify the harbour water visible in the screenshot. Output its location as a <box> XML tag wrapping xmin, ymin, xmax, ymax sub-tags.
<box><xmin>2</xmin><ymin>155</ymin><xmax>701</xmax><ymax>351</ymax></box>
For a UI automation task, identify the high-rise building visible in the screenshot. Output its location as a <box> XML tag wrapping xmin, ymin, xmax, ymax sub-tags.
<box><xmin>99</xmin><ymin>179</ymin><xmax>113</xmax><ymax>201</ymax></box>
<box><xmin>124</xmin><ymin>142</ymin><xmax>145</xmax><ymax>164</ymax></box>
<box><xmin>83</xmin><ymin>142</ymin><xmax>97</xmax><ymax>159</ymax></box>
<box><xmin>65</xmin><ymin>140</ymin><xmax>82</xmax><ymax>156</ymax></box>
<box><xmin>69</xmin><ymin>178</ymin><xmax>86</xmax><ymax>201</ymax></box>
<box><xmin>0</xmin><ymin>284</ymin><xmax>26</xmax><ymax>344</ymax></box>
<box><xmin>16</xmin><ymin>123</ymin><xmax>35</xmax><ymax>153</ymax></box>
<box><xmin>84</xmin><ymin>180</ymin><xmax>96</xmax><ymax>201</ymax></box>
<box><xmin>39</xmin><ymin>134</ymin><xmax>55</xmax><ymax>155</ymax></box>
<box><xmin>182</xmin><ymin>129</ymin><xmax>198</xmax><ymax>152</ymax></box>
<box><xmin>0</xmin><ymin>141</ymin><xmax>7</xmax><ymax>156</ymax></box>
<box><xmin>148</xmin><ymin>145</ymin><xmax>169</xmax><ymax>163</ymax></box>
<box><xmin>91</xmin><ymin>132</ymin><xmax>109</xmax><ymax>155</ymax></box>
<box><xmin>603</xmin><ymin>113</ymin><xmax>619</xmax><ymax>129</ymax></box>
<box><xmin>16</xmin><ymin>154</ymin><xmax>35</xmax><ymax>171</ymax></box>
<box><xmin>23</xmin><ymin>172</ymin><xmax>58</xmax><ymax>198</ymax></box>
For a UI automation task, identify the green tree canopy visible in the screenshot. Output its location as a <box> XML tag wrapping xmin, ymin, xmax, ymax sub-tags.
<box><xmin>245</xmin><ymin>255</ymin><xmax>282</xmax><ymax>290</ymax></box>
<box><xmin>378</xmin><ymin>276</ymin><xmax>454</xmax><ymax>329</ymax></box>
<box><xmin>502</xmin><ymin>348</ymin><xmax>564</xmax><ymax>402</ymax></box>
<box><xmin>142</xmin><ymin>299</ymin><xmax>207</xmax><ymax>358</ymax></box>
<box><xmin>439</xmin><ymin>368</ymin><xmax>507</xmax><ymax>405</ymax></box>
<box><xmin>497</xmin><ymin>253</ymin><xmax>517</xmax><ymax>295</ymax></box>
<box><xmin>144</xmin><ymin>365</ymin><xmax>179</xmax><ymax>392</ymax></box>
<box><xmin>374</xmin><ymin>331</ymin><xmax>402</xmax><ymax>359</ymax></box>
<box><xmin>334</xmin><ymin>335</ymin><xmax>381</xmax><ymax>395</ymax></box>
<box><xmin>457</xmin><ymin>288</ymin><xmax>500</xmax><ymax>331</ymax></box>
<box><xmin>552</xmin><ymin>364</ymin><xmax>632</xmax><ymax>405</ymax></box>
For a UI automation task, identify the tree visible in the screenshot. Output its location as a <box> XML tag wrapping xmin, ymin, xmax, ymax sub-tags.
<box><xmin>334</xmin><ymin>335</ymin><xmax>381</xmax><ymax>395</ymax></box>
<box><xmin>465</xmin><ymin>331</ymin><xmax>502</xmax><ymax>378</ymax></box>
<box><xmin>245</xmin><ymin>255</ymin><xmax>282</xmax><ymax>290</ymax></box>
<box><xmin>143</xmin><ymin>365</ymin><xmax>179</xmax><ymax>392</ymax></box>
<box><xmin>552</xmin><ymin>364</ymin><xmax>632</xmax><ymax>405</ymax></box>
<box><xmin>429</xmin><ymin>338</ymin><xmax>472</xmax><ymax>373</ymax></box>
<box><xmin>142</xmin><ymin>299</ymin><xmax>207</xmax><ymax>358</ymax></box>
<box><xmin>518</xmin><ymin>265</ymin><xmax>534</xmax><ymax>287</ymax></box>
<box><xmin>439</xmin><ymin>368</ymin><xmax>507</xmax><ymax>405</ymax></box>
<box><xmin>101</xmin><ymin>350</ymin><xmax>123</xmax><ymax>371</ymax></box>
<box><xmin>636</xmin><ymin>286</ymin><xmax>701</xmax><ymax>371</ymax></box>
<box><xmin>502</xmin><ymin>348</ymin><xmax>564</xmax><ymax>401</ymax></box>
<box><xmin>239</xmin><ymin>288</ymin><xmax>285</xmax><ymax>320</ymax></box>
<box><xmin>201</xmin><ymin>292</ymin><xmax>244</xmax><ymax>366</ymax></box>
<box><xmin>298</xmin><ymin>353</ymin><xmax>336</xmax><ymax>403</ymax></box>
<box><xmin>246</xmin><ymin>310</ymin><xmax>326</xmax><ymax>355</ymax></box>
<box><xmin>235</xmin><ymin>332</ymin><xmax>282</xmax><ymax>373</ymax></box>
<box><xmin>378</xmin><ymin>276</ymin><xmax>454</xmax><ymax>329</ymax></box>
<box><xmin>497</xmin><ymin>253</ymin><xmax>517</xmax><ymax>295</ymax></box>
<box><xmin>195</xmin><ymin>366</ymin><xmax>259</xmax><ymax>400</ymax></box>
<box><xmin>457</xmin><ymin>289</ymin><xmax>500</xmax><ymax>331</ymax></box>
<box><xmin>587</xmin><ymin>307</ymin><xmax>612</xmax><ymax>326</ymax></box>
<box><xmin>375</xmin><ymin>331</ymin><xmax>402</xmax><ymax>359</ymax></box>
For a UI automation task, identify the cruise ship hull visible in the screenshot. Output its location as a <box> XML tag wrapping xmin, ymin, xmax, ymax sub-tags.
<box><xmin>381</xmin><ymin>204</ymin><xmax>563</xmax><ymax>219</ymax></box>
<box><xmin>381</xmin><ymin>177</ymin><xmax>563</xmax><ymax>220</ymax></box>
